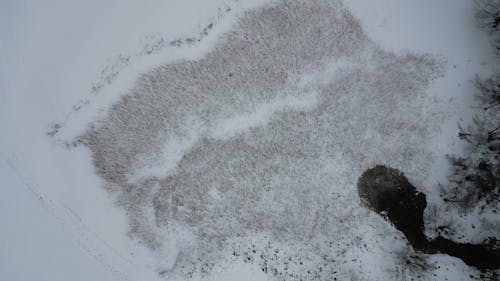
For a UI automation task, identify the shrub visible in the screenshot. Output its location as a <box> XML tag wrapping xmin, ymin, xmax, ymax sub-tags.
<box><xmin>441</xmin><ymin>0</ymin><xmax>500</xmax><ymax>212</ymax></box>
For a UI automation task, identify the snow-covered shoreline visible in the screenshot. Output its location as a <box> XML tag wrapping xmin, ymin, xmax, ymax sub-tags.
<box><xmin>1</xmin><ymin>1</ymin><xmax>497</xmax><ymax>280</ymax></box>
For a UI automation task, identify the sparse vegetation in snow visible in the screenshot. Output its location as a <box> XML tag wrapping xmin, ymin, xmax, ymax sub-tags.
<box><xmin>77</xmin><ymin>0</ymin><xmax>446</xmax><ymax>279</ymax></box>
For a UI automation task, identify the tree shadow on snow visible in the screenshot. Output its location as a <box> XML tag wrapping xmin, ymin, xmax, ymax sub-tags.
<box><xmin>357</xmin><ymin>165</ymin><xmax>500</xmax><ymax>270</ymax></box>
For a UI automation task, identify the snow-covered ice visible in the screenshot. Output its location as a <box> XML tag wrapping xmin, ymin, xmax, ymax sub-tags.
<box><xmin>1</xmin><ymin>0</ymin><xmax>498</xmax><ymax>280</ymax></box>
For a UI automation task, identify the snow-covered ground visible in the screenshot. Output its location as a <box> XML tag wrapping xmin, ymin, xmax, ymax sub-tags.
<box><xmin>0</xmin><ymin>1</ymin><xmax>497</xmax><ymax>280</ymax></box>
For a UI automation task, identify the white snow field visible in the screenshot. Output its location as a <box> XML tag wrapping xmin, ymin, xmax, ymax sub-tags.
<box><xmin>0</xmin><ymin>0</ymin><xmax>498</xmax><ymax>280</ymax></box>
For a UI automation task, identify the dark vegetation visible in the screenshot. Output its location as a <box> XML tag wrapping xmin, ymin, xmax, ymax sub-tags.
<box><xmin>358</xmin><ymin>165</ymin><xmax>500</xmax><ymax>270</ymax></box>
<box><xmin>476</xmin><ymin>0</ymin><xmax>500</xmax><ymax>55</ymax></box>
<box><xmin>440</xmin><ymin>0</ymin><xmax>500</xmax><ymax>212</ymax></box>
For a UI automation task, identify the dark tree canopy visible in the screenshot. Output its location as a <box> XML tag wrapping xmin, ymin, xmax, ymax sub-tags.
<box><xmin>358</xmin><ymin>165</ymin><xmax>500</xmax><ymax>270</ymax></box>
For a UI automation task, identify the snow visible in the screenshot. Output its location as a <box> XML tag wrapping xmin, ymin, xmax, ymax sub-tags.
<box><xmin>0</xmin><ymin>0</ymin><xmax>497</xmax><ymax>280</ymax></box>
<box><xmin>211</xmin><ymin>91</ymin><xmax>319</xmax><ymax>140</ymax></box>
